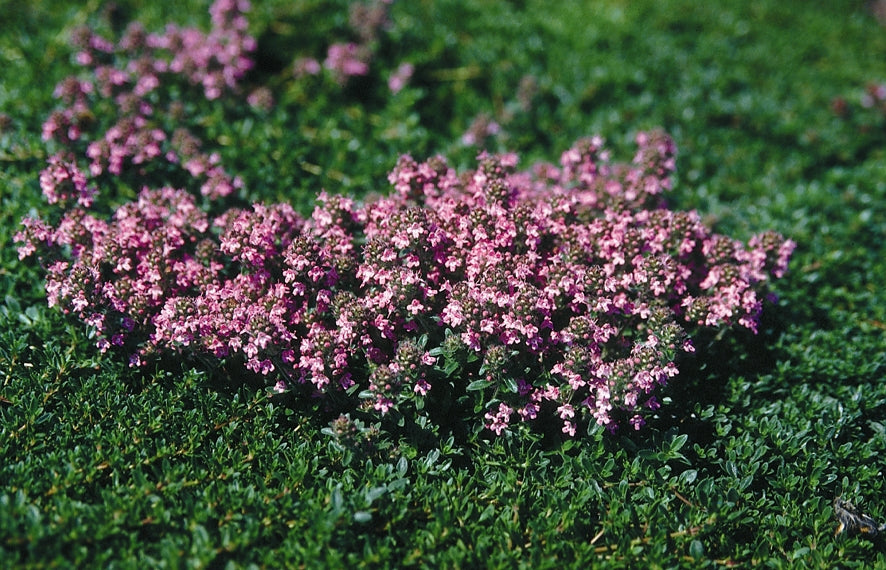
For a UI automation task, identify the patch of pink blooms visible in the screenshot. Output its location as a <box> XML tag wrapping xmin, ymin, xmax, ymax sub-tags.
<box><xmin>41</xmin><ymin>0</ymin><xmax>253</xmax><ymax>199</ymax></box>
<box><xmin>17</xmin><ymin>129</ymin><xmax>795</xmax><ymax>435</ymax></box>
<box><xmin>293</xmin><ymin>0</ymin><xmax>398</xmax><ymax>87</ymax></box>
<box><xmin>324</xmin><ymin>42</ymin><xmax>370</xmax><ymax>83</ymax></box>
<box><xmin>16</xmin><ymin>0</ymin><xmax>795</xmax><ymax>436</ymax></box>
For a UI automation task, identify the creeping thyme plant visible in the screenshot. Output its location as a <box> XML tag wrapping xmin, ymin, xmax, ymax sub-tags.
<box><xmin>16</xmin><ymin>0</ymin><xmax>795</xmax><ymax>436</ymax></box>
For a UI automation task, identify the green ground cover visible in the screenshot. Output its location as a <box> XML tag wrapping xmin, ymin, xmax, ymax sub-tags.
<box><xmin>2</xmin><ymin>0</ymin><xmax>886</xmax><ymax>567</ymax></box>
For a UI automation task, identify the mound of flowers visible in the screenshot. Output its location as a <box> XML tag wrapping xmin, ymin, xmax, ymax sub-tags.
<box><xmin>16</xmin><ymin>0</ymin><xmax>795</xmax><ymax>436</ymax></box>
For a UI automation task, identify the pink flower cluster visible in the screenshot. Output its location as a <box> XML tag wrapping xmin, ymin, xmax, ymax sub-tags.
<box><xmin>293</xmin><ymin>0</ymin><xmax>400</xmax><ymax>88</ymax></box>
<box><xmin>860</xmin><ymin>83</ymin><xmax>886</xmax><ymax>111</ymax></box>
<box><xmin>461</xmin><ymin>114</ymin><xmax>502</xmax><ymax>147</ymax></box>
<box><xmin>17</xmin><ymin>0</ymin><xmax>795</xmax><ymax>436</ymax></box>
<box><xmin>18</xmin><ymin>129</ymin><xmax>795</xmax><ymax>434</ymax></box>
<box><xmin>41</xmin><ymin>0</ymin><xmax>252</xmax><ymax>198</ymax></box>
<box><xmin>69</xmin><ymin>0</ymin><xmax>255</xmax><ymax>101</ymax></box>
<box><xmin>324</xmin><ymin>42</ymin><xmax>370</xmax><ymax>82</ymax></box>
<box><xmin>388</xmin><ymin>62</ymin><xmax>415</xmax><ymax>95</ymax></box>
<box><xmin>38</xmin><ymin>154</ymin><xmax>97</xmax><ymax>208</ymax></box>
<box><xmin>832</xmin><ymin>82</ymin><xmax>886</xmax><ymax>121</ymax></box>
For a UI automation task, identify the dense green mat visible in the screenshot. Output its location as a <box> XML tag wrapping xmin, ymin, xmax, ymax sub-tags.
<box><xmin>2</xmin><ymin>0</ymin><xmax>886</xmax><ymax>567</ymax></box>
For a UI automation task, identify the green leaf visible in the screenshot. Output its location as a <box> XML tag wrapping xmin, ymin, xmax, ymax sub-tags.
<box><xmin>670</xmin><ymin>433</ymin><xmax>688</xmax><ymax>453</ymax></box>
<box><xmin>466</xmin><ymin>380</ymin><xmax>489</xmax><ymax>391</ymax></box>
<box><xmin>689</xmin><ymin>539</ymin><xmax>704</xmax><ymax>560</ymax></box>
<box><xmin>4</xmin><ymin>295</ymin><xmax>21</xmax><ymax>313</ymax></box>
<box><xmin>678</xmin><ymin>469</ymin><xmax>698</xmax><ymax>486</ymax></box>
<box><xmin>442</xmin><ymin>360</ymin><xmax>460</xmax><ymax>376</ymax></box>
<box><xmin>502</xmin><ymin>376</ymin><xmax>519</xmax><ymax>394</ymax></box>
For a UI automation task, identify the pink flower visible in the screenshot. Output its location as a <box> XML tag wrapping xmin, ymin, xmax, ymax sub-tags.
<box><xmin>324</xmin><ymin>43</ymin><xmax>369</xmax><ymax>82</ymax></box>
<box><xmin>294</xmin><ymin>57</ymin><xmax>321</xmax><ymax>77</ymax></box>
<box><xmin>485</xmin><ymin>403</ymin><xmax>513</xmax><ymax>435</ymax></box>
<box><xmin>557</xmin><ymin>404</ymin><xmax>575</xmax><ymax>419</ymax></box>
<box><xmin>462</xmin><ymin>114</ymin><xmax>501</xmax><ymax>147</ymax></box>
<box><xmin>388</xmin><ymin>62</ymin><xmax>414</xmax><ymax>94</ymax></box>
<box><xmin>562</xmin><ymin>421</ymin><xmax>576</xmax><ymax>437</ymax></box>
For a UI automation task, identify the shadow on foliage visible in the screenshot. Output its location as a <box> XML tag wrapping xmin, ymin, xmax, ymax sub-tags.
<box><xmin>105</xmin><ymin>294</ymin><xmax>796</xmax><ymax>468</ymax></box>
<box><xmin>642</xmin><ymin>303</ymin><xmax>790</xmax><ymax>447</ymax></box>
